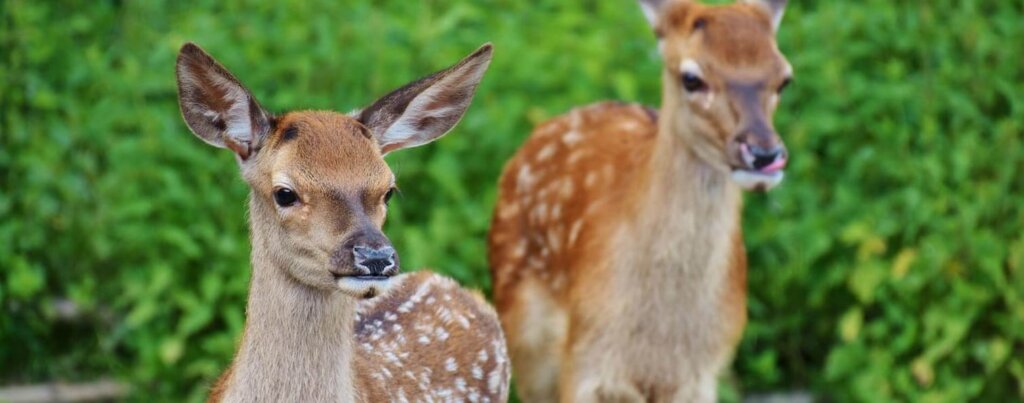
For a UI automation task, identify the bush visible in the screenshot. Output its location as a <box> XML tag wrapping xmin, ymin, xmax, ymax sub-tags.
<box><xmin>1</xmin><ymin>0</ymin><xmax>1021</xmax><ymax>401</ymax></box>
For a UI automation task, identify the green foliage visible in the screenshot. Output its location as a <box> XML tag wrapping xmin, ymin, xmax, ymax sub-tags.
<box><xmin>1</xmin><ymin>0</ymin><xmax>1022</xmax><ymax>401</ymax></box>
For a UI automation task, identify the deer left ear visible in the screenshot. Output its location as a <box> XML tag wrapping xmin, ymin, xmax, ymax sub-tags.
<box><xmin>355</xmin><ymin>43</ymin><xmax>493</xmax><ymax>155</ymax></box>
<box><xmin>744</xmin><ymin>0</ymin><xmax>787</xmax><ymax>31</ymax></box>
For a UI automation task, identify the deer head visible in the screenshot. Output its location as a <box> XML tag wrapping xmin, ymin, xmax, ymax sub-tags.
<box><xmin>640</xmin><ymin>0</ymin><xmax>792</xmax><ymax>190</ymax></box>
<box><xmin>176</xmin><ymin>43</ymin><xmax>493</xmax><ymax>298</ymax></box>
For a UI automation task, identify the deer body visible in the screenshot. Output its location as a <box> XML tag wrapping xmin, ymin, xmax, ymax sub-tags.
<box><xmin>175</xmin><ymin>42</ymin><xmax>510</xmax><ymax>402</ymax></box>
<box><xmin>489</xmin><ymin>1</ymin><xmax>792</xmax><ymax>401</ymax></box>
<box><xmin>214</xmin><ymin>264</ymin><xmax>507</xmax><ymax>402</ymax></box>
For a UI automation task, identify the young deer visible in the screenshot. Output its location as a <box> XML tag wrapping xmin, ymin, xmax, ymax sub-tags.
<box><xmin>175</xmin><ymin>42</ymin><xmax>510</xmax><ymax>402</ymax></box>
<box><xmin>488</xmin><ymin>0</ymin><xmax>793</xmax><ymax>401</ymax></box>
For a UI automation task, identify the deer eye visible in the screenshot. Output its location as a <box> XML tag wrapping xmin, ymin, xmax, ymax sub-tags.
<box><xmin>273</xmin><ymin>187</ymin><xmax>299</xmax><ymax>207</ymax></box>
<box><xmin>778</xmin><ymin>77</ymin><xmax>792</xmax><ymax>94</ymax></box>
<box><xmin>681</xmin><ymin>72</ymin><xmax>707</xmax><ymax>92</ymax></box>
<box><xmin>383</xmin><ymin>188</ymin><xmax>397</xmax><ymax>205</ymax></box>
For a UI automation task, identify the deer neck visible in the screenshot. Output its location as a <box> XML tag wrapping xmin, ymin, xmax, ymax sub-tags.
<box><xmin>222</xmin><ymin>195</ymin><xmax>357</xmax><ymax>402</ymax></box>
<box><xmin>618</xmin><ymin>83</ymin><xmax>742</xmax><ymax>286</ymax></box>
<box><xmin>649</xmin><ymin>75</ymin><xmax>742</xmax><ymax>213</ymax></box>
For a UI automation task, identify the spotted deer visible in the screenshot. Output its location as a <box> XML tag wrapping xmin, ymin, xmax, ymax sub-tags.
<box><xmin>488</xmin><ymin>0</ymin><xmax>793</xmax><ymax>401</ymax></box>
<box><xmin>175</xmin><ymin>42</ymin><xmax>510</xmax><ymax>402</ymax></box>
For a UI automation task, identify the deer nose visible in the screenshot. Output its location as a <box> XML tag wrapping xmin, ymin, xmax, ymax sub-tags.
<box><xmin>352</xmin><ymin>245</ymin><xmax>397</xmax><ymax>277</ymax></box>
<box><xmin>741</xmin><ymin>143</ymin><xmax>788</xmax><ymax>173</ymax></box>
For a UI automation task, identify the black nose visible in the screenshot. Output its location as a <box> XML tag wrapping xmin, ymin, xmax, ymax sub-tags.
<box><xmin>353</xmin><ymin>245</ymin><xmax>397</xmax><ymax>276</ymax></box>
<box><xmin>748</xmin><ymin>144</ymin><xmax>787</xmax><ymax>171</ymax></box>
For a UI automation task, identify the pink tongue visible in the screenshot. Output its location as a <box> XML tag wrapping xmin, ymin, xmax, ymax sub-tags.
<box><xmin>759</xmin><ymin>157</ymin><xmax>787</xmax><ymax>174</ymax></box>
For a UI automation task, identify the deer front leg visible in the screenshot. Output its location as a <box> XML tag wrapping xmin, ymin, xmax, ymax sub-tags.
<box><xmin>566</xmin><ymin>378</ymin><xmax>646</xmax><ymax>403</ymax></box>
<box><xmin>665</xmin><ymin>374</ymin><xmax>716</xmax><ymax>403</ymax></box>
<box><xmin>561</xmin><ymin>348</ymin><xmax>645</xmax><ymax>403</ymax></box>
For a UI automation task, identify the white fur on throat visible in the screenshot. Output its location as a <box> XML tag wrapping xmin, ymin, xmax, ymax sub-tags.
<box><xmin>731</xmin><ymin>169</ymin><xmax>784</xmax><ymax>190</ymax></box>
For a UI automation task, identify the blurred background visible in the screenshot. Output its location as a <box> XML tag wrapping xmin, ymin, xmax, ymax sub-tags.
<box><xmin>2</xmin><ymin>0</ymin><xmax>1022</xmax><ymax>401</ymax></box>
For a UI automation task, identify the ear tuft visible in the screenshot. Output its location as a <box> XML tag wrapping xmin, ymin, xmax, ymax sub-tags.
<box><xmin>175</xmin><ymin>42</ymin><xmax>272</xmax><ymax>161</ymax></box>
<box><xmin>356</xmin><ymin>43</ymin><xmax>494</xmax><ymax>155</ymax></box>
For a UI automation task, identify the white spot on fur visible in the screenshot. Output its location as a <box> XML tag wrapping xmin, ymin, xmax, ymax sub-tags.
<box><xmin>536</xmin><ymin>143</ymin><xmax>557</xmax><ymax>161</ymax></box>
<box><xmin>567</xmin><ymin>149</ymin><xmax>588</xmax><ymax>165</ymax></box>
<box><xmin>517</xmin><ymin>164</ymin><xmax>536</xmax><ymax>192</ymax></box>
<box><xmin>547</xmin><ymin>227</ymin><xmax>562</xmax><ymax>253</ymax></box>
<box><xmin>559</xmin><ymin>179</ymin><xmax>574</xmax><ymax>198</ymax></box>
<box><xmin>488</xmin><ymin>369</ymin><xmax>502</xmax><ymax>394</ymax></box>
<box><xmin>445</xmin><ymin>357</ymin><xmax>458</xmax><ymax>372</ymax></box>
<box><xmin>568</xmin><ymin>220</ymin><xmax>583</xmax><ymax>246</ymax></box>
<box><xmin>456</xmin><ymin>313</ymin><xmax>471</xmax><ymax>329</ymax></box>
<box><xmin>512</xmin><ymin>240</ymin><xmax>527</xmax><ymax>258</ymax></box>
<box><xmin>497</xmin><ymin>202</ymin><xmax>520</xmax><ymax>219</ymax></box>
<box><xmin>562</xmin><ymin>131</ymin><xmax>583</xmax><ymax>145</ymax></box>
<box><xmin>551</xmin><ymin>273</ymin><xmax>567</xmax><ymax>290</ymax></box>
<box><xmin>435</xmin><ymin>327</ymin><xmax>450</xmax><ymax>341</ymax></box>
<box><xmin>619</xmin><ymin>120</ymin><xmax>641</xmax><ymax>131</ymax></box>
<box><xmin>533</xmin><ymin>203</ymin><xmax>548</xmax><ymax>222</ymax></box>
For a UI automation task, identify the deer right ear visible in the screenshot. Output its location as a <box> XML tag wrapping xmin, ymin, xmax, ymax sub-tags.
<box><xmin>176</xmin><ymin>43</ymin><xmax>272</xmax><ymax>161</ymax></box>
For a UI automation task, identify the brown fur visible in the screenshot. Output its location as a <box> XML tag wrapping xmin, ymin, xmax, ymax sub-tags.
<box><xmin>489</xmin><ymin>1</ymin><xmax>792</xmax><ymax>401</ymax></box>
<box><xmin>351</xmin><ymin>271</ymin><xmax>510</xmax><ymax>401</ymax></box>
<box><xmin>175</xmin><ymin>42</ymin><xmax>509</xmax><ymax>402</ymax></box>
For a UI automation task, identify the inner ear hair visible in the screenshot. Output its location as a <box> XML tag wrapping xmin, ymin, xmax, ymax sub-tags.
<box><xmin>175</xmin><ymin>42</ymin><xmax>273</xmax><ymax>160</ymax></box>
<box><xmin>356</xmin><ymin>43</ymin><xmax>493</xmax><ymax>154</ymax></box>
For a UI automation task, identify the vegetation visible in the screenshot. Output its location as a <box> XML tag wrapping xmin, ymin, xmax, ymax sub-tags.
<box><xmin>2</xmin><ymin>0</ymin><xmax>1022</xmax><ymax>401</ymax></box>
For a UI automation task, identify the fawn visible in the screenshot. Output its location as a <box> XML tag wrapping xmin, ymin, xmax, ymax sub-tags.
<box><xmin>488</xmin><ymin>0</ymin><xmax>793</xmax><ymax>401</ymax></box>
<box><xmin>175</xmin><ymin>42</ymin><xmax>510</xmax><ymax>402</ymax></box>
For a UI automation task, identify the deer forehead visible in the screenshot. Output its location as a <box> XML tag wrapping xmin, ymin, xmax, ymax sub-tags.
<box><xmin>265</xmin><ymin>111</ymin><xmax>394</xmax><ymax>191</ymax></box>
<box><xmin>661</xmin><ymin>3</ymin><xmax>783</xmax><ymax>75</ymax></box>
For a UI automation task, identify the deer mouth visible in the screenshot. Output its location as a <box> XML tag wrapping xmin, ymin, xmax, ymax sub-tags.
<box><xmin>331</xmin><ymin>256</ymin><xmax>400</xmax><ymax>299</ymax></box>
<box><xmin>336</xmin><ymin>274</ymin><xmax>396</xmax><ymax>299</ymax></box>
<box><xmin>730</xmin><ymin>143</ymin><xmax>787</xmax><ymax>191</ymax></box>
<box><xmin>348</xmin><ymin>275</ymin><xmax>390</xmax><ymax>281</ymax></box>
<box><xmin>731</xmin><ymin>168</ymin><xmax>784</xmax><ymax>191</ymax></box>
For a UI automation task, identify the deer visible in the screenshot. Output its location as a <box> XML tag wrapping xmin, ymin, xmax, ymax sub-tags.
<box><xmin>174</xmin><ymin>42</ymin><xmax>510</xmax><ymax>402</ymax></box>
<box><xmin>488</xmin><ymin>0</ymin><xmax>793</xmax><ymax>401</ymax></box>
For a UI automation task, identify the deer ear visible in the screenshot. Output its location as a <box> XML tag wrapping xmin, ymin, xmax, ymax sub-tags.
<box><xmin>176</xmin><ymin>42</ymin><xmax>272</xmax><ymax>161</ymax></box>
<box><xmin>638</xmin><ymin>0</ymin><xmax>669</xmax><ymax>28</ymax></box>
<box><xmin>743</xmin><ymin>0</ymin><xmax>787</xmax><ymax>31</ymax></box>
<box><xmin>355</xmin><ymin>43</ymin><xmax>493</xmax><ymax>155</ymax></box>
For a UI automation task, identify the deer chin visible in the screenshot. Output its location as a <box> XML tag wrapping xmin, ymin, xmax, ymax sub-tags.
<box><xmin>731</xmin><ymin>169</ymin><xmax>784</xmax><ymax>191</ymax></box>
<box><xmin>336</xmin><ymin>275</ymin><xmax>397</xmax><ymax>299</ymax></box>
